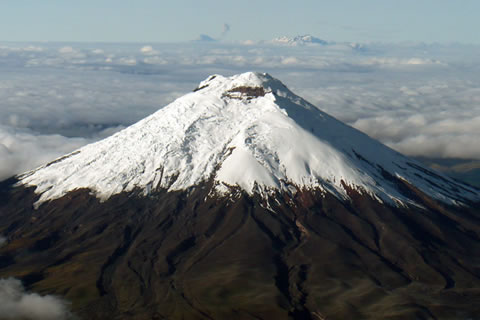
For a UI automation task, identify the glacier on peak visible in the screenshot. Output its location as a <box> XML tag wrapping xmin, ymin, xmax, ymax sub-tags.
<box><xmin>18</xmin><ymin>72</ymin><xmax>479</xmax><ymax>207</ymax></box>
<box><xmin>271</xmin><ymin>35</ymin><xmax>329</xmax><ymax>46</ymax></box>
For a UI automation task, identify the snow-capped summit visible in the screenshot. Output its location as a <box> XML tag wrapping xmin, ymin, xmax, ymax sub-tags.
<box><xmin>271</xmin><ymin>35</ymin><xmax>329</xmax><ymax>46</ymax></box>
<box><xmin>19</xmin><ymin>72</ymin><xmax>479</xmax><ymax>207</ymax></box>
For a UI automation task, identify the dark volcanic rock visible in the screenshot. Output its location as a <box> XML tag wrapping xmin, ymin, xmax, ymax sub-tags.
<box><xmin>1</xmin><ymin>179</ymin><xmax>480</xmax><ymax>320</ymax></box>
<box><xmin>222</xmin><ymin>86</ymin><xmax>266</xmax><ymax>100</ymax></box>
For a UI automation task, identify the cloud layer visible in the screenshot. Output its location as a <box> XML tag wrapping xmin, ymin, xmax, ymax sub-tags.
<box><xmin>0</xmin><ymin>278</ymin><xmax>73</xmax><ymax>320</ymax></box>
<box><xmin>292</xmin><ymin>67</ymin><xmax>480</xmax><ymax>160</ymax></box>
<box><xmin>0</xmin><ymin>41</ymin><xmax>479</xmax><ymax>180</ymax></box>
<box><xmin>0</xmin><ymin>126</ymin><xmax>92</xmax><ymax>181</ymax></box>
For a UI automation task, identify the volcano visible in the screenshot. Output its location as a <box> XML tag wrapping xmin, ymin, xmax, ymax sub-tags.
<box><xmin>0</xmin><ymin>72</ymin><xmax>479</xmax><ymax>320</ymax></box>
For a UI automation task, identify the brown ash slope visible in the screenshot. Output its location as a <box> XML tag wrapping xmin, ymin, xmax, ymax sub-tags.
<box><xmin>1</xmin><ymin>176</ymin><xmax>480</xmax><ymax>320</ymax></box>
<box><xmin>1</xmin><ymin>72</ymin><xmax>480</xmax><ymax>319</ymax></box>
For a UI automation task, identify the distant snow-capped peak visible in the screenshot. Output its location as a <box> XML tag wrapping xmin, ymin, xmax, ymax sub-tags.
<box><xmin>19</xmin><ymin>72</ymin><xmax>479</xmax><ymax>207</ymax></box>
<box><xmin>271</xmin><ymin>35</ymin><xmax>329</xmax><ymax>46</ymax></box>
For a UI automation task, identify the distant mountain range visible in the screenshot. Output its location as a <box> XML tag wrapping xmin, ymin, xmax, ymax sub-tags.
<box><xmin>191</xmin><ymin>33</ymin><xmax>366</xmax><ymax>50</ymax></box>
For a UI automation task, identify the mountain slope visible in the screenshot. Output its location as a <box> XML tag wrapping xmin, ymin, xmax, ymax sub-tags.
<box><xmin>1</xmin><ymin>176</ymin><xmax>480</xmax><ymax>319</ymax></box>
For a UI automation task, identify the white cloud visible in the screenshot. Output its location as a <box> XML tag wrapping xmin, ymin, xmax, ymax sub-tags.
<box><xmin>91</xmin><ymin>49</ymin><xmax>104</xmax><ymax>55</ymax></box>
<box><xmin>297</xmin><ymin>73</ymin><xmax>480</xmax><ymax>161</ymax></box>
<box><xmin>143</xmin><ymin>56</ymin><xmax>168</xmax><ymax>65</ymax></box>
<box><xmin>361</xmin><ymin>57</ymin><xmax>443</xmax><ymax>67</ymax></box>
<box><xmin>56</xmin><ymin>46</ymin><xmax>86</xmax><ymax>60</ymax></box>
<box><xmin>0</xmin><ymin>45</ymin><xmax>43</xmax><ymax>53</ymax></box>
<box><xmin>242</xmin><ymin>40</ymin><xmax>257</xmax><ymax>46</ymax></box>
<box><xmin>0</xmin><ymin>278</ymin><xmax>73</xmax><ymax>320</ymax></box>
<box><xmin>0</xmin><ymin>67</ymin><xmax>180</xmax><ymax>135</ymax></box>
<box><xmin>58</xmin><ymin>46</ymin><xmax>75</xmax><ymax>54</ymax></box>
<box><xmin>117</xmin><ymin>57</ymin><xmax>137</xmax><ymax>65</ymax></box>
<box><xmin>0</xmin><ymin>236</ymin><xmax>6</xmax><ymax>247</ymax></box>
<box><xmin>0</xmin><ymin>126</ymin><xmax>91</xmax><ymax>181</ymax></box>
<box><xmin>387</xmin><ymin>133</ymin><xmax>480</xmax><ymax>160</ymax></box>
<box><xmin>21</xmin><ymin>46</ymin><xmax>43</xmax><ymax>52</ymax></box>
<box><xmin>140</xmin><ymin>45</ymin><xmax>157</xmax><ymax>55</ymax></box>
<box><xmin>281</xmin><ymin>56</ymin><xmax>300</xmax><ymax>65</ymax></box>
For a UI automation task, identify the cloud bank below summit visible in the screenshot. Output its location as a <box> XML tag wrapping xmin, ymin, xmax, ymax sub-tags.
<box><xmin>0</xmin><ymin>41</ymin><xmax>479</xmax><ymax>180</ymax></box>
<box><xmin>0</xmin><ymin>278</ymin><xmax>73</xmax><ymax>320</ymax></box>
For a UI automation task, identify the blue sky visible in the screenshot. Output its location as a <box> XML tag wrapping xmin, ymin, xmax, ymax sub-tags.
<box><xmin>1</xmin><ymin>0</ymin><xmax>479</xmax><ymax>43</ymax></box>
